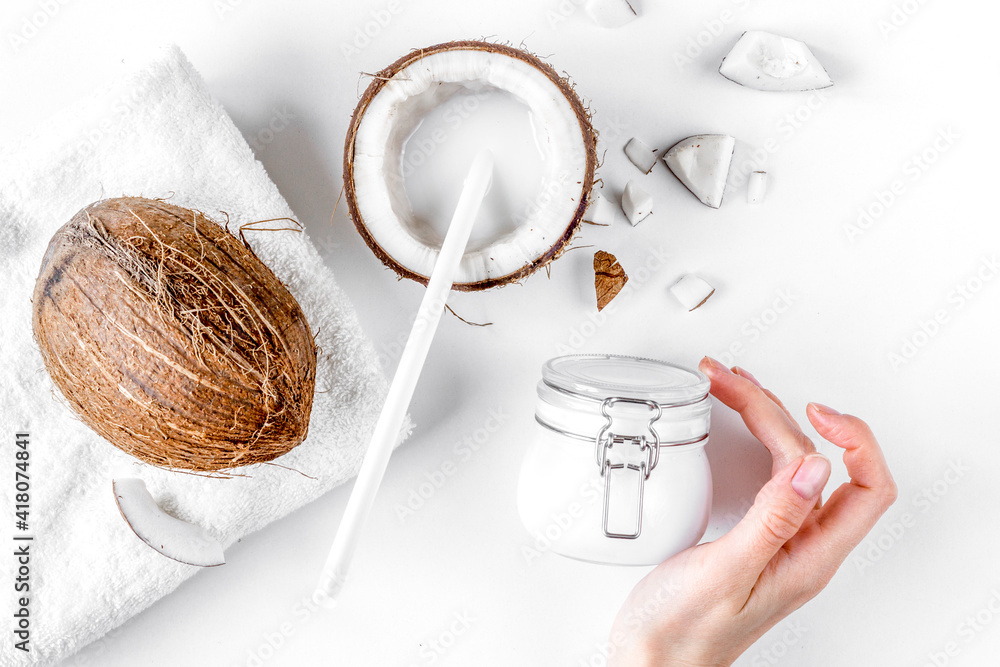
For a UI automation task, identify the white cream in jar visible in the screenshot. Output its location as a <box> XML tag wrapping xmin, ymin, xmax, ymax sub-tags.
<box><xmin>518</xmin><ymin>354</ymin><xmax>712</xmax><ymax>566</ymax></box>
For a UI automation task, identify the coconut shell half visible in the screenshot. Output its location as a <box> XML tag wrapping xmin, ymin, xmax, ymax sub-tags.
<box><xmin>344</xmin><ymin>40</ymin><xmax>598</xmax><ymax>291</ymax></box>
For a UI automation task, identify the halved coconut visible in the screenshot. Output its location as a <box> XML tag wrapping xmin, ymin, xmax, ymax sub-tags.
<box><xmin>720</xmin><ymin>31</ymin><xmax>833</xmax><ymax>92</ymax></box>
<box><xmin>113</xmin><ymin>478</ymin><xmax>225</xmax><ymax>567</ymax></box>
<box><xmin>663</xmin><ymin>134</ymin><xmax>735</xmax><ymax>209</ymax></box>
<box><xmin>344</xmin><ymin>41</ymin><xmax>598</xmax><ymax>291</ymax></box>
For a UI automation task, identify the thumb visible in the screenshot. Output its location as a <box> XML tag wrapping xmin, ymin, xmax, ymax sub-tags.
<box><xmin>712</xmin><ymin>454</ymin><xmax>832</xmax><ymax>578</ymax></box>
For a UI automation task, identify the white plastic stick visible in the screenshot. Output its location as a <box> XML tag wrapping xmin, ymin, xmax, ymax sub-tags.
<box><xmin>317</xmin><ymin>150</ymin><xmax>494</xmax><ymax>602</ymax></box>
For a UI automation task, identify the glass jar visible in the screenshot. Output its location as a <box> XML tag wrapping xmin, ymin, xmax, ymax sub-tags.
<box><xmin>518</xmin><ymin>354</ymin><xmax>712</xmax><ymax>565</ymax></box>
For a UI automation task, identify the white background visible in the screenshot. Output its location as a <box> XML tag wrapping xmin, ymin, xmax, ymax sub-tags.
<box><xmin>3</xmin><ymin>0</ymin><xmax>999</xmax><ymax>665</ymax></box>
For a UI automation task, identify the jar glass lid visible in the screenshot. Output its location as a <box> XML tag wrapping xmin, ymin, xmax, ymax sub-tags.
<box><xmin>542</xmin><ymin>354</ymin><xmax>709</xmax><ymax>406</ymax></box>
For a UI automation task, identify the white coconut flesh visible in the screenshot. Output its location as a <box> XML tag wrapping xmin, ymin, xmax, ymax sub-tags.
<box><xmin>624</xmin><ymin>137</ymin><xmax>658</xmax><ymax>174</ymax></box>
<box><xmin>113</xmin><ymin>478</ymin><xmax>225</xmax><ymax>567</ymax></box>
<box><xmin>663</xmin><ymin>134</ymin><xmax>736</xmax><ymax>209</ymax></box>
<box><xmin>720</xmin><ymin>31</ymin><xmax>833</xmax><ymax>92</ymax></box>
<box><xmin>349</xmin><ymin>47</ymin><xmax>593</xmax><ymax>288</ymax></box>
<box><xmin>670</xmin><ymin>275</ymin><xmax>716</xmax><ymax>311</ymax></box>
<box><xmin>585</xmin><ymin>191</ymin><xmax>618</xmax><ymax>226</ymax></box>
<box><xmin>622</xmin><ymin>179</ymin><xmax>653</xmax><ymax>225</ymax></box>
<box><xmin>748</xmin><ymin>171</ymin><xmax>768</xmax><ymax>204</ymax></box>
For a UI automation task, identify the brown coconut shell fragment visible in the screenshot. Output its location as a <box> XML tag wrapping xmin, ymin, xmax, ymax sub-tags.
<box><xmin>594</xmin><ymin>250</ymin><xmax>628</xmax><ymax>311</ymax></box>
<box><xmin>31</xmin><ymin>197</ymin><xmax>317</xmax><ymax>472</ymax></box>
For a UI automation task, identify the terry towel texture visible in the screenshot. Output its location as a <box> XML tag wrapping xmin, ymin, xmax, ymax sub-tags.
<box><xmin>0</xmin><ymin>45</ymin><xmax>407</xmax><ymax>665</ymax></box>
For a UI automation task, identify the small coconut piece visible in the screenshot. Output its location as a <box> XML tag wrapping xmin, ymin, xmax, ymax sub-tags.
<box><xmin>663</xmin><ymin>135</ymin><xmax>735</xmax><ymax>209</ymax></box>
<box><xmin>595</xmin><ymin>251</ymin><xmax>628</xmax><ymax>311</ymax></box>
<box><xmin>624</xmin><ymin>137</ymin><xmax>658</xmax><ymax>174</ymax></box>
<box><xmin>113</xmin><ymin>478</ymin><xmax>225</xmax><ymax>567</ymax></box>
<box><xmin>670</xmin><ymin>275</ymin><xmax>715</xmax><ymax>311</ymax></box>
<box><xmin>621</xmin><ymin>179</ymin><xmax>653</xmax><ymax>226</ymax></box>
<box><xmin>585</xmin><ymin>0</ymin><xmax>637</xmax><ymax>28</ymax></box>
<box><xmin>720</xmin><ymin>31</ymin><xmax>833</xmax><ymax>92</ymax></box>
<box><xmin>748</xmin><ymin>171</ymin><xmax>768</xmax><ymax>204</ymax></box>
<box><xmin>585</xmin><ymin>191</ymin><xmax>618</xmax><ymax>226</ymax></box>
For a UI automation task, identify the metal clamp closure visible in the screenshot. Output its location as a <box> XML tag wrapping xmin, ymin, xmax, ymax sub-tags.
<box><xmin>595</xmin><ymin>398</ymin><xmax>662</xmax><ymax>539</ymax></box>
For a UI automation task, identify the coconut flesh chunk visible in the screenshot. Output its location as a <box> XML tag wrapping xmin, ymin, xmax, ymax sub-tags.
<box><xmin>624</xmin><ymin>137</ymin><xmax>658</xmax><ymax>174</ymax></box>
<box><xmin>585</xmin><ymin>191</ymin><xmax>618</xmax><ymax>226</ymax></box>
<box><xmin>748</xmin><ymin>171</ymin><xmax>768</xmax><ymax>204</ymax></box>
<box><xmin>113</xmin><ymin>478</ymin><xmax>225</xmax><ymax>567</ymax></box>
<box><xmin>585</xmin><ymin>0</ymin><xmax>637</xmax><ymax>28</ymax></box>
<box><xmin>346</xmin><ymin>42</ymin><xmax>596</xmax><ymax>291</ymax></box>
<box><xmin>663</xmin><ymin>134</ymin><xmax>735</xmax><ymax>209</ymax></box>
<box><xmin>621</xmin><ymin>179</ymin><xmax>653</xmax><ymax>225</ymax></box>
<box><xmin>720</xmin><ymin>31</ymin><xmax>833</xmax><ymax>92</ymax></box>
<box><xmin>670</xmin><ymin>275</ymin><xmax>716</xmax><ymax>311</ymax></box>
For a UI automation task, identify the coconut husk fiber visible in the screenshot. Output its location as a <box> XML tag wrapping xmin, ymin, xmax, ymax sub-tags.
<box><xmin>31</xmin><ymin>197</ymin><xmax>317</xmax><ymax>472</ymax></box>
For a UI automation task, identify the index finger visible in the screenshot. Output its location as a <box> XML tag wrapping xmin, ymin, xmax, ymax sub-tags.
<box><xmin>700</xmin><ymin>357</ymin><xmax>816</xmax><ymax>473</ymax></box>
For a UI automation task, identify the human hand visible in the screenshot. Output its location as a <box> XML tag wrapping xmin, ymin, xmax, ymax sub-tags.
<box><xmin>607</xmin><ymin>357</ymin><xmax>897</xmax><ymax>666</ymax></box>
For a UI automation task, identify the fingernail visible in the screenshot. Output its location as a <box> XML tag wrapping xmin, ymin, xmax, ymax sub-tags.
<box><xmin>733</xmin><ymin>367</ymin><xmax>761</xmax><ymax>387</ymax></box>
<box><xmin>792</xmin><ymin>454</ymin><xmax>831</xmax><ymax>499</ymax></box>
<box><xmin>809</xmin><ymin>402</ymin><xmax>841</xmax><ymax>417</ymax></box>
<box><xmin>701</xmin><ymin>356</ymin><xmax>731</xmax><ymax>376</ymax></box>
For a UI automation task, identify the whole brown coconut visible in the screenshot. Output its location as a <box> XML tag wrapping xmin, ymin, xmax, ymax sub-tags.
<box><xmin>32</xmin><ymin>197</ymin><xmax>317</xmax><ymax>472</ymax></box>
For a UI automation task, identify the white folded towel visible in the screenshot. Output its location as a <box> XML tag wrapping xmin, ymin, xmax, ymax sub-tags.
<box><xmin>0</xmin><ymin>45</ymin><xmax>408</xmax><ymax>666</ymax></box>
